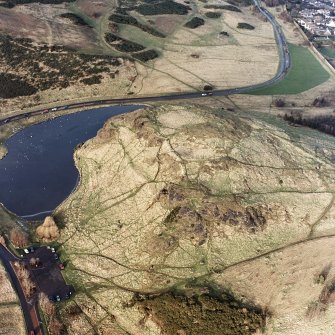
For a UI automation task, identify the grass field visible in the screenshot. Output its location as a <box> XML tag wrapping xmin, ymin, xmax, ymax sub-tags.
<box><xmin>250</xmin><ymin>43</ymin><xmax>330</xmax><ymax>95</ymax></box>
<box><xmin>319</xmin><ymin>46</ymin><xmax>335</xmax><ymax>59</ymax></box>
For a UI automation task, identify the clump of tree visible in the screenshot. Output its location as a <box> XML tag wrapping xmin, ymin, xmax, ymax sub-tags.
<box><xmin>237</xmin><ymin>22</ymin><xmax>255</xmax><ymax>29</ymax></box>
<box><xmin>312</xmin><ymin>97</ymin><xmax>328</xmax><ymax>107</ymax></box>
<box><xmin>184</xmin><ymin>17</ymin><xmax>205</xmax><ymax>29</ymax></box>
<box><xmin>227</xmin><ymin>0</ymin><xmax>253</xmax><ymax>7</ymax></box>
<box><xmin>36</xmin><ymin>216</ymin><xmax>60</xmax><ymax>242</ymax></box>
<box><xmin>104</xmin><ymin>33</ymin><xmax>146</xmax><ymax>52</ymax></box>
<box><xmin>204</xmin><ymin>4</ymin><xmax>241</xmax><ymax>12</ymax></box>
<box><xmin>132</xmin><ymin>49</ymin><xmax>160</xmax><ymax>62</ymax></box>
<box><xmin>59</xmin><ymin>13</ymin><xmax>91</xmax><ymax>27</ymax></box>
<box><xmin>81</xmin><ymin>75</ymin><xmax>103</xmax><ymax>85</ymax></box>
<box><xmin>136</xmin><ymin>0</ymin><xmax>190</xmax><ymax>15</ymax></box>
<box><xmin>109</xmin><ymin>13</ymin><xmax>166</xmax><ymax>37</ymax></box>
<box><xmin>13</xmin><ymin>261</ymin><xmax>36</xmax><ymax>298</ymax></box>
<box><xmin>205</xmin><ymin>11</ymin><xmax>222</xmax><ymax>18</ymax></box>
<box><xmin>10</xmin><ymin>228</ymin><xmax>28</xmax><ymax>248</ymax></box>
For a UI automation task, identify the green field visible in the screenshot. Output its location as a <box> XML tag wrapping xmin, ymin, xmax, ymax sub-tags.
<box><xmin>319</xmin><ymin>46</ymin><xmax>335</xmax><ymax>59</ymax></box>
<box><xmin>249</xmin><ymin>43</ymin><xmax>330</xmax><ymax>95</ymax></box>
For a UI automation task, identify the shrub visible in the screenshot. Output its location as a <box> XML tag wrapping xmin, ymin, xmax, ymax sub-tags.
<box><xmin>274</xmin><ymin>98</ymin><xmax>285</xmax><ymax>107</ymax></box>
<box><xmin>204</xmin><ymin>85</ymin><xmax>213</xmax><ymax>91</ymax></box>
<box><xmin>220</xmin><ymin>31</ymin><xmax>229</xmax><ymax>36</ymax></box>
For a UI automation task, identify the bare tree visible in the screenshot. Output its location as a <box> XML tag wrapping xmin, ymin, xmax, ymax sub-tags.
<box><xmin>10</xmin><ymin>228</ymin><xmax>28</xmax><ymax>248</ymax></box>
<box><xmin>39</xmin><ymin>292</ymin><xmax>56</xmax><ymax>317</ymax></box>
<box><xmin>13</xmin><ymin>261</ymin><xmax>36</xmax><ymax>298</ymax></box>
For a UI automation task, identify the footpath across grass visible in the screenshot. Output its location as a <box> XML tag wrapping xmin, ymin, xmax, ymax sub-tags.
<box><xmin>249</xmin><ymin>43</ymin><xmax>330</xmax><ymax>95</ymax></box>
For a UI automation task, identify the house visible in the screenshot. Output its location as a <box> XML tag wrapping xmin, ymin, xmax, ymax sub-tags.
<box><xmin>326</xmin><ymin>19</ymin><xmax>335</xmax><ymax>27</ymax></box>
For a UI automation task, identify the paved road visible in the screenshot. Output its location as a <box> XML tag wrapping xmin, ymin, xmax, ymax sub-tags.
<box><xmin>0</xmin><ymin>244</ymin><xmax>44</xmax><ymax>335</ymax></box>
<box><xmin>0</xmin><ymin>1</ymin><xmax>290</xmax><ymax>127</ymax></box>
<box><xmin>0</xmin><ymin>3</ymin><xmax>290</xmax><ymax>333</ymax></box>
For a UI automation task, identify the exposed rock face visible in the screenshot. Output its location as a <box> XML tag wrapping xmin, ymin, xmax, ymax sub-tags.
<box><xmin>36</xmin><ymin>216</ymin><xmax>59</xmax><ymax>242</ymax></box>
<box><xmin>56</xmin><ymin>105</ymin><xmax>335</xmax><ymax>335</ymax></box>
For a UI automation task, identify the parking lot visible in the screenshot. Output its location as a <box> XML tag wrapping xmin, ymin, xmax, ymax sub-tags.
<box><xmin>24</xmin><ymin>246</ymin><xmax>74</xmax><ymax>301</ymax></box>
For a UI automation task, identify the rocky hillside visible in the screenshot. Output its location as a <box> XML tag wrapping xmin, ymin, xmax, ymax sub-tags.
<box><xmin>56</xmin><ymin>105</ymin><xmax>335</xmax><ymax>335</ymax></box>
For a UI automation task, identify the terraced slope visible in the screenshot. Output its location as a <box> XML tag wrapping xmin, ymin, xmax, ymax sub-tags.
<box><xmin>56</xmin><ymin>105</ymin><xmax>335</xmax><ymax>334</ymax></box>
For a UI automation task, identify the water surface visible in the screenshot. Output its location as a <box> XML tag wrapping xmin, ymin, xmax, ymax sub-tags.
<box><xmin>0</xmin><ymin>105</ymin><xmax>140</xmax><ymax>219</ymax></box>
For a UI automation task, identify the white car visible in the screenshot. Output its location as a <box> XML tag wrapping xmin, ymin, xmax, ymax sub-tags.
<box><xmin>51</xmin><ymin>107</ymin><xmax>57</xmax><ymax>111</ymax></box>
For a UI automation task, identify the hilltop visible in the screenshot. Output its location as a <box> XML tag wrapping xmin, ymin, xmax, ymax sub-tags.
<box><xmin>55</xmin><ymin>104</ymin><xmax>335</xmax><ymax>334</ymax></box>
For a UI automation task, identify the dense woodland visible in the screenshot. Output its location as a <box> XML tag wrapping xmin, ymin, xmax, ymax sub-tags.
<box><xmin>283</xmin><ymin>113</ymin><xmax>335</xmax><ymax>137</ymax></box>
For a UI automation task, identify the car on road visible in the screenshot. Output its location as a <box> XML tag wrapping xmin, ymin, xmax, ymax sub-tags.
<box><xmin>51</xmin><ymin>107</ymin><xmax>57</xmax><ymax>111</ymax></box>
<box><xmin>201</xmin><ymin>92</ymin><xmax>213</xmax><ymax>97</ymax></box>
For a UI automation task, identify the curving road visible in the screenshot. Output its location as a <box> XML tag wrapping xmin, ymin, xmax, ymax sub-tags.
<box><xmin>0</xmin><ymin>244</ymin><xmax>44</xmax><ymax>335</ymax></box>
<box><xmin>0</xmin><ymin>1</ymin><xmax>290</xmax><ymax>127</ymax></box>
<box><xmin>0</xmin><ymin>2</ymin><xmax>290</xmax><ymax>334</ymax></box>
